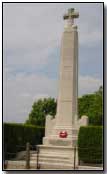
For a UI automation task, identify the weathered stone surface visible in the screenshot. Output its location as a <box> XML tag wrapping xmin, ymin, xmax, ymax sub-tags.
<box><xmin>49</xmin><ymin>139</ymin><xmax>71</xmax><ymax>146</ymax></box>
<box><xmin>43</xmin><ymin>10</ymin><xmax>79</xmax><ymax>145</ymax></box>
<box><xmin>35</xmin><ymin>9</ymin><xmax>88</xmax><ymax>170</ymax></box>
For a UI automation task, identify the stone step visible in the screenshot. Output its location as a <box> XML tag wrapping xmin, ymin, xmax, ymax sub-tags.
<box><xmin>30</xmin><ymin>156</ymin><xmax>69</xmax><ymax>160</ymax></box>
<box><xmin>30</xmin><ymin>153</ymin><xmax>73</xmax><ymax>166</ymax></box>
<box><xmin>30</xmin><ymin>157</ymin><xmax>71</xmax><ymax>164</ymax></box>
<box><xmin>37</xmin><ymin>161</ymin><xmax>74</xmax><ymax>169</ymax></box>
<box><xmin>6</xmin><ymin>160</ymin><xmax>74</xmax><ymax>170</ymax></box>
<box><xmin>30</xmin><ymin>153</ymin><xmax>71</xmax><ymax>159</ymax></box>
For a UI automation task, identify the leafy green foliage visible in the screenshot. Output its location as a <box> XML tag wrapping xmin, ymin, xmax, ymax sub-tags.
<box><xmin>25</xmin><ymin>86</ymin><xmax>103</xmax><ymax>126</ymax></box>
<box><xmin>78</xmin><ymin>126</ymin><xmax>103</xmax><ymax>164</ymax></box>
<box><xmin>4</xmin><ymin>123</ymin><xmax>44</xmax><ymax>159</ymax></box>
<box><xmin>26</xmin><ymin>98</ymin><xmax>57</xmax><ymax>126</ymax></box>
<box><xmin>78</xmin><ymin>86</ymin><xmax>103</xmax><ymax>125</ymax></box>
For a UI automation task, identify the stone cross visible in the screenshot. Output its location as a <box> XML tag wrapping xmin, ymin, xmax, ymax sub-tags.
<box><xmin>63</xmin><ymin>8</ymin><xmax>79</xmax><ymax>25</ymax></box>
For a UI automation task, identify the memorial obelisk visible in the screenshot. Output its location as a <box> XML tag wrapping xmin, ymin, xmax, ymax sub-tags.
<box><xmin>36</xmin><ymin>8</ymin><xmax>88</xmax><ymax>169</ymax></box>
<box><xmin>53</xmin><ymin>8</ymin><xmax>79</xmax><ymax>139</ymax></box>
<box><xmin>43</xmin><ymin>8</ymin><xmax>79</xmax><ymax>146</ymax></box>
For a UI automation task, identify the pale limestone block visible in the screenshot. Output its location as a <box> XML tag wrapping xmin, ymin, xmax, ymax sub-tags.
<box><xmin>78</xmin><ymin>115</ymin><xmax>89</xmax><ymax>127</ymax></box>
<box><xmin>45</xmin><ymin>115</ymin><xmax>56</xmax><ymax>137</ymax></box>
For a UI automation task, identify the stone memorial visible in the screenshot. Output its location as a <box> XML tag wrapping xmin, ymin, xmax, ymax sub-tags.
<box><xmin>36</xmin><ymin>8</ymin><xmax>88</xmax><ymax>169</ymax></box>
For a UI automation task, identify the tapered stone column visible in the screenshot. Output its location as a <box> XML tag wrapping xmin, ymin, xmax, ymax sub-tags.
<box><xmin>56</xmin><ymin>17</ymin><xmax>78</xmax><ymax>128</ymax></box>
<box><xmin>36</xmin><ymin>8</ymin><xmax>88</xmax><ymax>169</ymax></box>
<box><xmin>45</xmin><ymin>8</ymin><xmax>79</xmax><ymax>141</ymax></box>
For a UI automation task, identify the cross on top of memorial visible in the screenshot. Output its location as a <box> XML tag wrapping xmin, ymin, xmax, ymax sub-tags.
<box><xmin>63</xmin><ymin>8</ymin><xmax>79</xmax><ymax>25</ymax></box>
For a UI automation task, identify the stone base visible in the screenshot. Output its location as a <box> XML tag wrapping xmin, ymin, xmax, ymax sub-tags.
<box><xmin>43</xmin><ymin>136</ymin><xmax>77</xmax><ymax>147</ymax></box>
<box><xmin>35</xmin><ymin>115</ymin><xmax>88</xmax><ymax>169</ymax></box>
<box><xmin>43</xmin><ymin>125</ymin><xmax>79</xmax><ymax>148</ymax></box>
<box><xmin>35</xmin><ymin>144</ymin><xmax>78</xmax><ymax>170</ymax></box>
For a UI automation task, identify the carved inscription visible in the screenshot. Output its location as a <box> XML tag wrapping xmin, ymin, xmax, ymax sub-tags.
<box><xmin>49</xmin><ymin>139</ymin><xmax>71</xmax><ymax>146</ymax></box>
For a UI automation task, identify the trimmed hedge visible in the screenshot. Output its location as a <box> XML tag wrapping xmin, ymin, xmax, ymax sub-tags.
<box><xmin>3</xmin><ymin>123</ymin><xmax>45</xmax><ymax>159</ymax></box>
<box><xmin>78</xmin><ymin>126</ymin><xmax>103</xmax><ymax>164</ymax></box>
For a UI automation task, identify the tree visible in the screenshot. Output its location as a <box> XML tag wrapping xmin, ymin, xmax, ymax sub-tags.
<box><xmin>26</xmin><ymin>98</ymin><xmax>57</xmax><ymax>127</ymax></box>
<box><xmin>26</xmin><ymin>86</ymin><xmax>103</xmax><ymax>126</ymax></box>
<box><xmin>78</xmin><ymin>86</ymin><xmax>103</xmax><ymax>125</ymax></box>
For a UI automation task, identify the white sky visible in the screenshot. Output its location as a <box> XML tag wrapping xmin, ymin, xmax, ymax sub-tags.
<box><xmin>3</xmin><ymin>3</ymin><xmax>103</xmax><ymax>123</ymax></box>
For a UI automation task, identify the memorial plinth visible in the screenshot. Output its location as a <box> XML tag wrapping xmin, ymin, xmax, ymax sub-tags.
<box><xmin>36</xmin><ymin>8</ymin><xmax>88</xmax><ymax>169</ymax></box>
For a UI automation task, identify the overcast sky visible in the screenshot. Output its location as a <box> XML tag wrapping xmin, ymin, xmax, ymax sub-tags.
<box><xmin>3</xmin><ymin>3</ymin><xmax>103</xmax><ymax>123</ymax></box>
